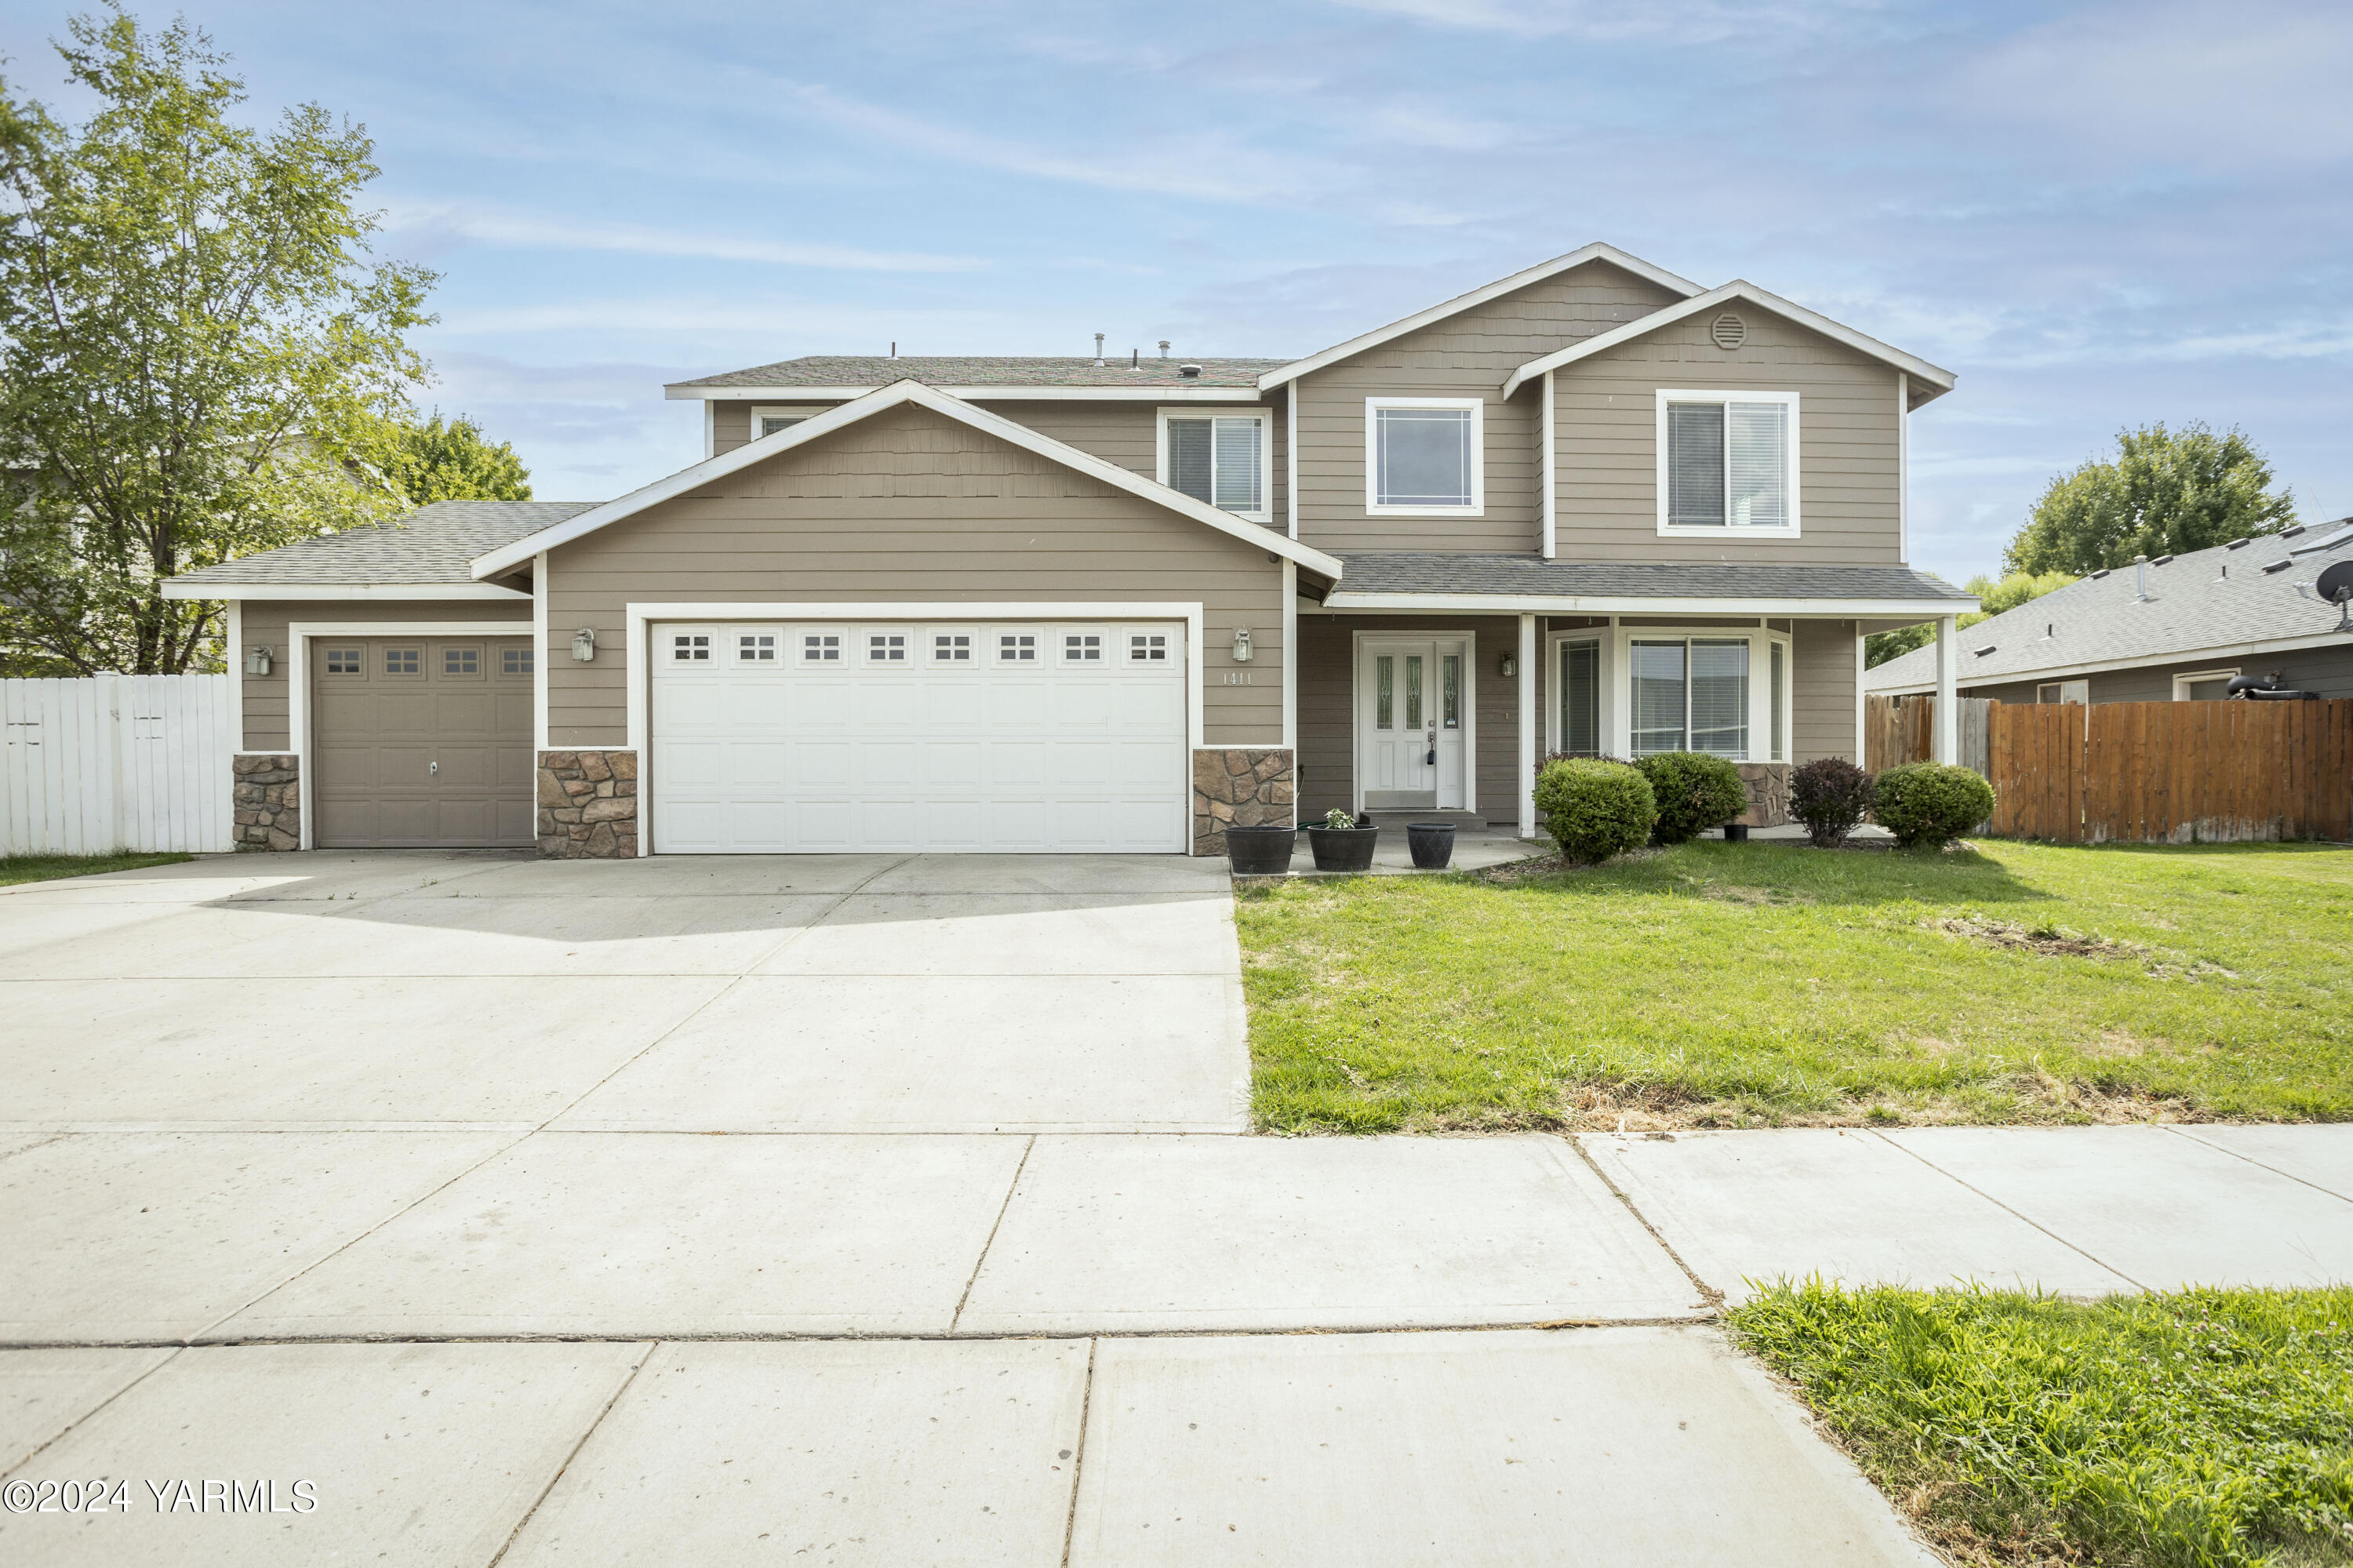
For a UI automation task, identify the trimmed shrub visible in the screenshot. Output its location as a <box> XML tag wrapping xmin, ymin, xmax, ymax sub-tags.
<box><xmin>1872</xmin><ymin>762</ymin><xmax>1996</xmax><ymax>849</ymax></box>
<box><xmin>1790</xmin><ymin>757</ymin><xmax>1874</xmax><ymax>849</ymax></box>
<box><xmin>1634</xmin><ymin>751</ymin><xmax>1748</xmax><ymax>845</ymax></box>
<box><xmin>1533</xmin><ymin>759</ymin><xmax>1657</xmax><ymax>864</ymax></box>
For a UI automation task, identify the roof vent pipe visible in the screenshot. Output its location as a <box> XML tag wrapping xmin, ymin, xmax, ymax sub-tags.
<box><xmin>889</xmin><ymin>341</ymin><xmax>896</xmax><ymax>358</ymax></box>
<box><xmin>1179</xmin><ymin>362</ymin><xmax>1202</xmax><ymax>379</ymax></box>
<box><xmin>2134</xmin><ymin>555</ymin><xmax>2150</xmax><ymax>602</ymax></box>
<box><xmin>1130</xmin><ymin>347</ymin><xmax>1140</xmax><ymax>371</ymax></box>
<box><xmin>1093</xmin><ymin>333</ymin><xmax>1104</xmax><ymax>367</ymax></box>
<box><xmin>1158</xmin><ymin>340</ymin><xmax>1170</xmax><ymax>358</ymax></box>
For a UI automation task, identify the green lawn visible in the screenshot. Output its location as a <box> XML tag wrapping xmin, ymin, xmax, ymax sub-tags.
<box><xmin>0</xmin><ymin>851</ymin><xmax>193</xmax><ymax>888</ymax></box>
<box><xmin>1730</xmin><ymin>1282</ymin><xmax>2353</xmax><ymax>1568</ymax></box>
<box><xmin>1235</xmin><ymin>840</ymin><xmax>2353</xmax><ymax>1132</ymax></box>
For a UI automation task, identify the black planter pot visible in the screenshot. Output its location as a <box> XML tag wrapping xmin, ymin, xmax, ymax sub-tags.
<box><xmin>1224</xmin><ymin>824</ymin><xmax>1297</xmax><ymax>875</ymax></box>
<box><xmin>1405</xmin><ymin>821</ymin><xmax>1457</xmax><ymax>869</ymax></box>
<box><xmin>1304</xmin><ymin>824</ymin><xmax>1380</xmax><ymax>872</ymax></box>
<box><xmin>1722</xmin><ymin>823</ymin><xmax>1750</xmax><ymax>842</ymax></box>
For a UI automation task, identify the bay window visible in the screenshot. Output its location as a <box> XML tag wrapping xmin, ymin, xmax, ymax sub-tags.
<box><xmin>1657</xmin><ymin>391</ymin><xmax>1798</xmax><ymax>535</ymax></box>
<box><xmin>1551</xmin><ymin>626</ymin><xmax>1795</xmax><ymax>763</ymax></box>
<box><xmin>1158</xmin><ymin>409</ymin><xmax>1268</xmax><ymax>522</ymax></box>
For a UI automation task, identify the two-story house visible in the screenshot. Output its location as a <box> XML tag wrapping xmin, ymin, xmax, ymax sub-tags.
<box><xmin>164</xmin><ymin>242</ymin><xmax>1976</xmax><ymax>857</ymax></box>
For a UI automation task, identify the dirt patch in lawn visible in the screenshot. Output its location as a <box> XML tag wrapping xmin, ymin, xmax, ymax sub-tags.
<box><xmin>1928</xmin><ymin>914</ymin><xmax>2148</xmax><ymax>960</ymax></box>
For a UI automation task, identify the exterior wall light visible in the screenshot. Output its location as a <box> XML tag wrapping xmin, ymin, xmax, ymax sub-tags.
<box><xmin>1231</xmin><ymin>628</ymin><xmax>1253</xmax><ymax>664</ymax></box>
<box><xmin>572</xmin><ymin>628</ymin><xmax>597</xmax><ymax>662</ymax></box>
<box><xmin>1498</xmin><ymin>651</ymin><xmax>1517</xmax><ymax>678</ymax></box>
<box><xmin>245</xmin><ymin>645</ymin><xmax>273</xmax><ymax>677</ymax></box>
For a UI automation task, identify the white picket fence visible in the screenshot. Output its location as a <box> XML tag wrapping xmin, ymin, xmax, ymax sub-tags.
<box><xmin>2</xmin><ymin>674</ymin><xmax>236</xmax><ymax>854</ymax></box>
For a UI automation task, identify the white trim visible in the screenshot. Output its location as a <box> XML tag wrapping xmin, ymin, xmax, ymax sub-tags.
<box><xmin>701</xmin><ymin>399</ymin><xmax>716</xmax><ymax>461</ymax></box>
<box><xmin>532</xmin><ymin>552</ymin><xmax>549</xmax><ymax>751</ymax></box>
<box><xmin>747</xmin><ymin>405</ymin><xmax>831</xmax><ymax>441</ymax></box>
<box><xmin>1503</xmin><ymin>278</ymin><xmax>1957</xmax><ymax>399</ymax></box>
<box><xmin>1654</xmin><ymin>390</ymin><xmax>1802</xmax><ymax>538</ymax></box>
<box><xmin>2172</xmin><ymin>668</ymin><xmax>2242</xmax><ymax>700</ymax></box>
<box><xmin>1896</xmin><ymin>373</ymin><xmax>1910</xmax><ymax>566</ymax></box>
<box><xmin>225</xmin><ymin>600</ymin><xmax>245</xmax><ymax>751</ymax></box>
<box><xmin>1282</xmin><ymin>560</ymin><xmax>1298</xmax><ymax>749</ymax></box>
<box><xmin>1854</xmin><ymin>632</ymin><xmax>1867</xmax><ymax>762</ymax></box>
<box><xmin>1285</xmin><ymin>387</ymin><xmax>1299</xmax><ymax>541</ymax></box>
<box><xmin>1365</xmin><ymin>397</ymin><xmax>1485</xmax><ymax>517</ymax></box>
<box><xmin>1934</xmin><ymin>616</ymin><xmax>1959</xmax><ymax>763</ymax></box>
<box><xmin>161</xmin><ymin>581</ymin><xmax>529</xmax><ymax>601</ymax></box>
<box><xmin>1866</xmin><ymin>629</ymin><xmax>2353</xmax><ymax>696</ymax></box>
<box><xmin>1517</xmin><ymin>613</ymin><xmax>1536</xmax><ymax>839</ymax></box>
<box><xmin>472</xmin><ymin>380</ymin><xmax>1343</xmax><ymax>581</ymax></box>
<box><xmin>1347</xmin><ymin>628</ymin><xmax>1478</xmax><ymax>815</ymax></box>
<box><xmin>1316</xmin><ymin>592</ymin><xmax>1976</xmax><ymax>617</ymax></box>
<box><xmin>1540</xmin><ymin>372</ymin><xmax>1556</xmax><ymax>560</ymax></box>
<box><xmin>1154</xmin><ymin>406</ymin><xmax>1273</xmax><ymax>525</ymax></box>
<box><xmin>664</xmin><ymin>384</ymin><xmax>1271</xmax><ymax>404</ymax></box>
<box><xmin>285</xmin><ymin>620</ymin><xmax>536</xmax><ymax>853</ymax></box>
<box><xmin>1259</xmin><ymin>243</ymin><xmax>1705</xmax><ymax>391</ymax></box>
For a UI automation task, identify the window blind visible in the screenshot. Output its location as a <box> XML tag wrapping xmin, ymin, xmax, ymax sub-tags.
<box><xmin>1666</xmin><ymin>405</ymin><xmax>1725</xmax><ymax>526</ymax></box>
<box><xmin>1168</xmin><ymin>416</ymin><xmax>1261</xmax><ymax>513</ymax></box>
<box><xmin>1689</xmin><ymin>639</ymin><xmax>1749</xmax><ymax>758</ymax></box>
<box><xmin>1561</xmin><ymin>640</ymin><xmax>1600</xmax><ymax>755</ymax></box>
<box><xmin>1727</xmin><ymin>403</ymin><xmax>1787</xmax><ymax>529</ymax></box>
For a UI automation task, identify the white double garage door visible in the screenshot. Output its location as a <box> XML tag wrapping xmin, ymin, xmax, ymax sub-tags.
<box><xmin>650</xmin><ymin>618</ymin><xmax>1189</xmax><ymax>853</ymax></box>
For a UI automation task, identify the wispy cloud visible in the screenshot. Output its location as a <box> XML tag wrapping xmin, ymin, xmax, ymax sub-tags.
<box><xmin>385</xmin><ymin>202</ymin><xmax>981</xmax><ymax>274</ymax></box>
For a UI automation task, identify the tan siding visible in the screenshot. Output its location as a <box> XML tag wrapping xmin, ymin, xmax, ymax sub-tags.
<box><xmin>984</xmin><ymin>398</ymin><xmax>1288</xmax><ymax>536</ymax></box>
<box><xmin>711</xmin><ymin>400</ymin><xmax>753</xmax><ymax>455</ymax></box>
<box><xmin>1297</xmin><ymin>613</ymin><xmax>1540</xmax><ymax>826</ymax></box>
<box><xmin>1551</xmin><ymin>309</ymin><xmax>1904</xmax><ymax>564</ymax></box>
<box><xmin>546</xmin><ymin>404</ymin><xmax>1287</xmax><ymax>748</ymax></box>
<box><xmin>238</xmin><ymin>598</ymin><xmax>530</xmax><ymax>752</ymax></box>
<box><xmin>1793</xmin><ymin>618</ymin><xmax>1861</xmax><ymax>764</ymax></box>
<box><xmin>1293</xmin><ymin>260</ymin><xmax>1686</xmax><ymax>555</ymax></box>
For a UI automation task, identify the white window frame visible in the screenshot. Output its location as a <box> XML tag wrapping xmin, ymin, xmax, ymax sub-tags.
<box><xmin>1573</xmin><ymin>623</ymin><xmax>1793</xmax><ymax>763</ymax></box>
<box><xmin>1654</xmin><ymin>390</ymin><xmax>1802</xmax><ymax>539</ymax></box>
<box><xmin>1155</xmin><ymin>406</ymin><xmax>1272</xmax><ymax>525</ymax></box>
<box><xmin>749</xmin><ymin>405</ymin><xmax>830</xmax><ymax>442</ymax></box>
<box><xmin>2038</xmin><ymin>679</ymin><xmax>2089</xmax><ymax>706</ymax></box>
<box><xmin>2171</xmin><ymin>668</ymin><xmax>2239</xmax><ymax>700</ymax></box>
<box><xmin>1365</xmin><ymin>396</ymin><xmax>1485</xmax><ymax>517</ymax></box>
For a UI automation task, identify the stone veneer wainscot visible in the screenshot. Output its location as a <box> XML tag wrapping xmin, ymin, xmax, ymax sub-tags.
<box><xmin>537</xmin><ymin>750</ymin><xmax>639</xmax><ymax>858</ymax></box>
<box><xmin>1191</xmin><ymin>747</ymin><xmax>1295</xmax><ymax>857</ymax></box>
<box><xmin>231</xmin><ymin>753</ymin><xmax>300</xmax><ymax>850</ymax></box>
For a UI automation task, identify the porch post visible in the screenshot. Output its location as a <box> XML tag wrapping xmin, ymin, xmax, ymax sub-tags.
<box><xmin>1933</xmin><ymin>614</ymin><xmax>1960</xmax><ymax>763</ymax></box>
<box><xmin>1518</xmin><ymin>613</ymin><xmax>1537</xmax><ymax>839</ymax></box>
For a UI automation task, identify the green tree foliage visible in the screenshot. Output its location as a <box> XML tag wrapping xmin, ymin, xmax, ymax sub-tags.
<box><xmin>2007</xmin><ymin>421</ymin><xmax>2296</xmax><ymax>578</ymax></box>
<box><xmin>363</xmin><ymin>410</ymin><xmax>532</xmax><ymax>507</ymax></box>
<box><xmin>0</xmin><ymin>7</ymin><xmax>435</xmax><ymax>675</ymax></box>
<box><xmin>1864</xmin><ymin>569</ymin><xmax>2075</xmax><ymax>668</ymax></box>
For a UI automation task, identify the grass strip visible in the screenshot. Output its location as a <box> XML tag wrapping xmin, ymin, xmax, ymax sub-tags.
<box><xmin>0</xmin><ymin>851</ymin><xmax>194</xmax><ymax>888</ymax></box>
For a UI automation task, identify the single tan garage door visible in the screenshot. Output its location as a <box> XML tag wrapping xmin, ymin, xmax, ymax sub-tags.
<box><xmin>313</xmin><ymin>635</ymin><xmax>535</xmax><ymax>848</ymax></box>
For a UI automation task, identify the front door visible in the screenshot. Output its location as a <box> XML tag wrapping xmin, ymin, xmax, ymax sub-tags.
<box><xmin>1356</xmin><ymin>637</ymin><xmax>1467</xmax><ymax>809</ymax></box>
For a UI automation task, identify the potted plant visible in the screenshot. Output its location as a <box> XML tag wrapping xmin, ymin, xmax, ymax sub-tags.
<box><xmin>1405</xmin><ymin>821</ymin><xmax>1457</xmax><ymax>869</ymax></box>
<box><xmin>1304</xmin><ymin>808</ymin><xmax>1379</xmax><ymax>872</ymax></box>
<box><xmin>1223</xmin><ymin>820</ymin><xmax>1297</xmax><ymax>875</ymax></box>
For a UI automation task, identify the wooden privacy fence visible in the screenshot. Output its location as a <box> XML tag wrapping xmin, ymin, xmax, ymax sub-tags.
<box><xmin>1863</xmin><ymin>694</ymin><xmax>1993</xmax><ymax>777</ymax></box>
<box><xmin>2</xmin><ymin>675</ymin><xmax>236</xmax><ymax>854</ymax></box>
<box><xmin>1991</xmin><ymin>698</ymin><xmax>2352</xmax><ymax>844</ymax></box>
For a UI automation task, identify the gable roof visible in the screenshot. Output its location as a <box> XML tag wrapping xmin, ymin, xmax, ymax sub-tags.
<box><xmin>1865</xmin><ymin>522</ymin><xmax>2353</xmax><ymax>694</ymax></box>
<box><xmin>160</xmin><ymin>500</ymin><xmax>593</xmax><ymax>599</ymax></box>
<box><xmin>666</xmin><ymin>356</ymin><xmax>1283</xmax><ymax>400</ymax></box>
<box><xmin>1500</xmin><ymin>279</ymin><xmax>1957</xmax><ymax>401</ymax></box>
<box><xmin>1255</xmin><ymin>243</ymin><xmax>1705</xmax><ymax>393</ymax></box>
<box><xmin>470</xmin><ymin>380</ymin><xmax>1345</xmax><ymax>581</ymax></box>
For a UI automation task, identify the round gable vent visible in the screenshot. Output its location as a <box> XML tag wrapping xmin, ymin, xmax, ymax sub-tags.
<box><xmin>1711</xmin><ymin>313</ymin><xmax>1747</xmax><ymax>351</ymax></box>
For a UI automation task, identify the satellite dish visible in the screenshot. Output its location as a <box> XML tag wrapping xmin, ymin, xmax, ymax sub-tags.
<box><xmin>2315</xmin><ymin>559</ymin><xmax>2353</xmax><ymax>631</ymax></box>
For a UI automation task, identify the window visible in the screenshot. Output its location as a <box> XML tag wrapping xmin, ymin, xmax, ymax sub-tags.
<box><xmin>1658</xmin><ymin>391</ymin><xmax>1798</xmax><ymax>534</ymax></box>
<box><xmin>802</xmin><ymin>634</ymin><xmax>841</xmax><ymax>662</ymax></box>
<box><xmin>1630</xmin><ymin>638</ymin><xmax>1748</xmax><ymax>759</ymax></box>
<box><xmin>1129</xmin><ymin>633</ymin><xmax>1167</xmax><ymax>663</ymax></box>
<box><xmin>1558</xmin><ymin>640</ymin><xmax>1599</xmax><ymax>756</ymax></box>
<box><xmin>384</xmin><ymin>647</ymin><xmax>420</xmax><ymax>675</ymax></box>
<box><xmin>443</xmin><ymin>647</ymin><xmax>479</xmax><ymax>676</ymax></box>
<box><xmin>1375</xmin><ymin>654</ymin><xmax>1394</xmax><ymax>730</ymax></box>
<box><xmin>2038</xmin><ymin>680</ymin><xmax>2089</xmax><ymax>705</ymax></box>
<box><xmin>2174</xmin><ymin>669</ymin><xmax>2238</xmax><ymax>701</ymax></box>
<box><xmin>998</xmin><ymin>632</ymin><xmax>1037</xmax><ymax>663</ymax></box>
<box><xmin>738</xmin><ymin>634</ymin><xmax>776</xmax><ymax>662</ymax></box>
<box><xmin>867</xmin><ymin>632</ymin><xmax>906</xmax><ymax>663</ymax></box>
<box><xmin>1367</xmin><ymin>398</ymin><xmax>1482</xmax><ymax>513</ymax></box>
<box><xmin>1404</xmin><ymin>653</ymin><xmax>1424</xmax><ymax>729</ymax></box>
<box><xmin>1159</xmin><ymin>410</ymin><xmax>1267</xmax><ymax>520</ymax></box>
<box><xmin>750</xmin><ymin>405</ymin><xmax>826</xmax><ymax>439</ymax></box>
<box><xmin>325</xmin><ymin>648</ymin><xmax>362</xmax><ymax>675</ymax></box>
<box><xmin>503</xmin><ymin>646</ymin><xmax>534</xmax><ymax>677</ymax></box>
<box><xmin>1442</xmin><ymin>653</ymin><xmax>1461</xmax><ymax>729</ymax></box>
<box><xmin>933</xmin><ymin>632</ymin><xmax>972</xmax><ymax>662</ymax></box>
<box><xmin>1064</xmin><ymin>632</ymin><xmax>1102</xmax><ymax>663</ymax></box>
<box><xmin>671</xmin><ymin>634</ymin><xmax>710</xmax><ymax>662</ymax></box>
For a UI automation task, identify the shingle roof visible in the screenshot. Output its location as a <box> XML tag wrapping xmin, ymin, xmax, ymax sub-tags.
<box><xmin>168</xmin><ymin>500</ymin><xmax>597</xmax><ymax>588</ymax></box>
<box><xmin>1329</xmin><ymin>553</ymin><xmax>1976</xmax><ymax>604</ymax></box>
<box><xmin>668</xmin><ymin>356</ymin><xmax>1285</xmax><ymax>391</ymax></box>
<box><xmin>1865</xmin><ymin>522</ymin><xmax>2353</xmax><ymax>693</ymax></box>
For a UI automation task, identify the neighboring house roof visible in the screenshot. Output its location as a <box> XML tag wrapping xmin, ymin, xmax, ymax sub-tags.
<box><xmin>665</xmin><ymin>355</ymin><xmax>1286</xmax><ymax>401</ymax></box>
<box><xmin>1322</xmin><ymin>553</ymin><xmax>1977</xmax><ymax>615</ymax></box>
<box><xmin>159</xmin><ymin>500</ymin><xmax>593</xmax><ymax>600</ymax></box>
<box><xmin>471</xmin><ymin>380</ymin><xmax>1346</xmax><ymax>582</ymax></box>
<box><xmin>1865</xmin><ymin>522</ymin><xmax>2353</xmax><ymax>694</ymax></box>
<box><xmin>1255</xmin><ymin>242</ymin><xmax>1706</xmax><ymax>392</ymax></box>
<box><xmin>1500</xmin><ymin>279</ymin><xmax>1957</xmax><ymax>403</ymax></box>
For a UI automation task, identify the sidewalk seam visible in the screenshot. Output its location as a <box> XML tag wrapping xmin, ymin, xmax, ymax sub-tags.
<box><xmin>1867</xmin><ymin>1130</ymin><xmax>2148</xmax><ymax>1291</ymax></box>
<box><xmin>1564</xmin><ymin>1135</ymin><xmax>1722</xmax><ymax>1310</ymax></box>
<box><xmin>2161</xmin><ymin>1124</ymin><xmax>2353</xmax><ymax>1206</ymax></box>
<box><xmin>485</xmin><ymin>1338</ymin><xmax>658</xmax><ymax>1566</ymax></box>
<box><xmin>1058</xmin><ymin>1338</ymin><xmax>1098</xmax><ymax>1568</ymax></box>
<box><xmin>951</xmin><ymin>1135</ymin><xmax>1036</xmax><ymax>1333</ymax></box>
<box><xmin>0</xmin><ymin>1345</ymin><xmax>185</xmax><ymax>1478</ymax></box>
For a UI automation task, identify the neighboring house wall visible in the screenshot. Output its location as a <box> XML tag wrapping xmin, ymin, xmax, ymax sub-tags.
<box><xmin>1293</xmin><ymin>260</ymin><xmax>1686</xmax><ymax>555</ymax></box>
<box><xmin>237</xmin><ymin>598</ymin><xmax>531</xmax><ymax>751</ymax></box>
<box><xmin>545</xmin><ymin>402</ymin><xmax>1288</xmax><ymax>749</ymax></box>
<box><xmin>1962</xmin><ymin>642</ymin><xmax>2353</xmax><ymax>705</ymax></box>
<box><xmin>1551</xmin><ymin>307</ymin><xmax>1904</xmax><ymax>565</ymax></box>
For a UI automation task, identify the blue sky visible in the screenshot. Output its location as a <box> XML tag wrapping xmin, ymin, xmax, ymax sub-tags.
<box><xmin>4</xmin><ymin>0</ymin><xmax>2348</xmax><ymax>584</ymax></box>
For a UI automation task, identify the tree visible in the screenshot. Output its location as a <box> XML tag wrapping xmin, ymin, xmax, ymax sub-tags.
<box><xmin>2006</xmin><ymin>422</ymin><xmax>2295</xmax><ymax>578</ymax></box>
<box><xmin>0</xmin><ymin>6</ymin><xmax>435</xmax><ymax>676</ymax></box>
<box><xmin>363</xmin><ymin>411</ymin><xmax>532</xmax><ymax>507</ymax></box>
<box><xmin>1864</xmin><ymin>569</ymin><xmax>2075</xmax><ymax>668</ymax></box>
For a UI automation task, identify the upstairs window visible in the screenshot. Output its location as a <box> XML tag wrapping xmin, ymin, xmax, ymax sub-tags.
<box><xmin>1159</xmin><ymin>411</ymin><xmax>1267</xmax><ymax>522</ymax></box>
<box><xmin>1659</xmin><ymin>391</ymin><xmax>1798</xmax><ymax>534</ymax></box>
<box><xmin>1367</xmin><ymin>398</ymin><xmax>1482</xmax><ymax>515</ymax></box>
<box><xmin>750</xmin><ymin>405</ymin><xmax>826</xmax><ymax>439</ymax></box>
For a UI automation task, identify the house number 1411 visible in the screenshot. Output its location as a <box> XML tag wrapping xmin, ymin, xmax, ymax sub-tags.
<box><xmin>1220</xmin><ymin>672</ymin><xmax>1254</xmax><ymax>685</ymax></box>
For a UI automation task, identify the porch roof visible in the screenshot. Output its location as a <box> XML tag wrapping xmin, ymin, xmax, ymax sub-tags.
<box><xmin>1317</xmin><ymin>553</ymin><xmax>1977</xmax><ymax>617</ymax></box>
